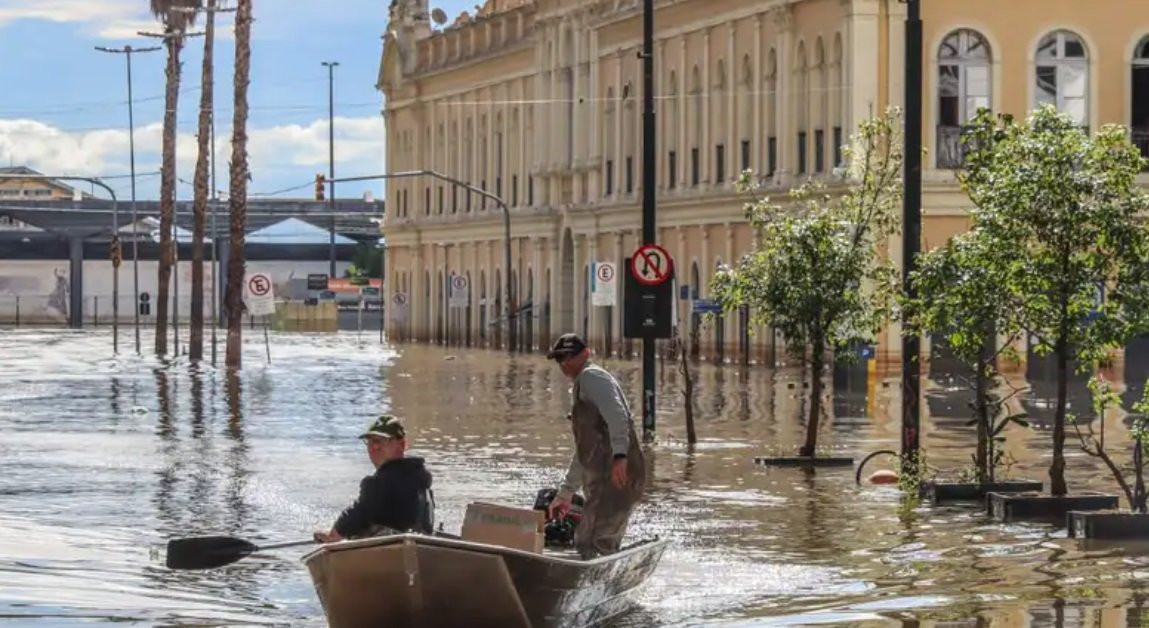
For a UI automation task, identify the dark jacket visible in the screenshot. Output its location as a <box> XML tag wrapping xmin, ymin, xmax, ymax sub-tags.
<box><xmin>334</xmin><ymin>457</ymin><xmax>434</xmax><ymax>538</ymax></box>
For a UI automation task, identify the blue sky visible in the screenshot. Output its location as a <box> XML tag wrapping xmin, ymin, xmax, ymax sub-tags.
<box><xmin>0</xmin><ymin>0</ymin><xmax>474</xmax><ymax>201</ymax></box>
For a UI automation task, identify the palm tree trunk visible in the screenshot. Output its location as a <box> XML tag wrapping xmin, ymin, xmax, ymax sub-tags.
<box><xmin>225</xmin><ymin>0</ymin><xmax>254</xmax><ymax>369</ymax></box>
<box><xmin>155</xmin><ymin>32</ymin><xmax>184</xmax><ymax>356</ymax></box>
<box><xmin>190</xmin><ymin>0</ymin><xmax>216</xmax><ymax>362</ymax></box>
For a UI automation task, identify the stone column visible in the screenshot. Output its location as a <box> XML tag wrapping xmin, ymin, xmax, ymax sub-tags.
<box><xmin>726</xmin><ymin>21</ymin><xmax>736</xmax><ymax>185</ymax></box>
<box><xmin>843</xmin><ymin>0</ymin><xmax>881</xmax><ymax>135</ymax></box>
<box><xmin>678</xmin><ymin>36</ymin><xmax>688</xmax><ymax>188</ymax></box>
<box><xmin>772</xmin><ymin>6</ymin><xmax>793</xmax><ymax>187</ymax></box>
<box><xmin>753</xmin><ymin>15</ymin><xmax>763</xmax><ymax>176</ymax></box>
<box><xmin>702</xmin><ymin>28</ymin><xmax>711</xmax><ymax>185</ymax></box>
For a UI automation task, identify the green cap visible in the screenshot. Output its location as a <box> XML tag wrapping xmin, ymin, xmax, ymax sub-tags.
<box><xmin>359</xmin><ymin>415</ymin><xmax>406</xmax><ymax>440</ymax></box>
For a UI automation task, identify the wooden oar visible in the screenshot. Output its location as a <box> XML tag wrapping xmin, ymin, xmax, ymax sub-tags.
<box><xmin>165</xmin><ymin>535</ymin><xmax>316</xmax><ymax>570</ymax></box>
<box><xmin>165</xmin><ymin>530</ymin><xmax>463</xmax><ymax>570</ymax></box>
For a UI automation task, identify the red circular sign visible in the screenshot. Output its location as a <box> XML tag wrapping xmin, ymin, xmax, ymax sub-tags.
<box><xmin>248</xmin><ymin>274</ymin><xmax>271</xmax><ymax>296</ymax></box>
<box><xmin>596</xmin><ymin>263</ymin><xmax>615</xmax><ymax>283</ymax></box>
<box><xmin>630</xmin><ymin>244</ymin><xmax>673</xmax><ymax>286</ymax></box>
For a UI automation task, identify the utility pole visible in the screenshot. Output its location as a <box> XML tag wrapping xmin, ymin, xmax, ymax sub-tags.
<box><xmin>901</xmin><ymin>0</ymin><xmax>924</xmax><ymax>476</ymax></box>
<box><xmin>640</xmin><ymin>0</ymin><xmax>657</xmax><ymax>441</ymax></box>
<box><xmin>96</xmin><ymin>43</ymin><xmax>161</xmax><ymax>356</ymax></box>
<box><xmin>322</xmin><ymin>60</ymin><xmax>339</xmax><ymax>278</ymax></box>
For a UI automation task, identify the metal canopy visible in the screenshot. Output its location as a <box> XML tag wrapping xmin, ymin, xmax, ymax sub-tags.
<box><xmin>0</xmin><ymin>199</ymin><xmax>384</xmax><ymax>240</ymax></box>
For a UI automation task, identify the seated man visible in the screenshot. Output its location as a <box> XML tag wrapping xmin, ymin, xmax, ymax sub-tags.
<box><xmin>314</xmin><ymin>415</ymin><xmax>435</xmax><ymax>542</ymax></box>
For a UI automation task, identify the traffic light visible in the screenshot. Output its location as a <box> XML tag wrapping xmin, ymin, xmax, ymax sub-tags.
<box><xmin>315</xmin><ymin>173</ymin><xmax>326</xmax><ymax>201</ymax></box>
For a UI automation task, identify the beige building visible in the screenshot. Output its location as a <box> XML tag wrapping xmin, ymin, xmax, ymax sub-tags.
<box><xmin>0</xmin><ymin>167</ymin><xmax>92</xmax><ymax>231</ymax></box>
<box><xmin>377</xmin><ymin>0</ymin><xmax>1149</xmax><ymax>365</ymax></box>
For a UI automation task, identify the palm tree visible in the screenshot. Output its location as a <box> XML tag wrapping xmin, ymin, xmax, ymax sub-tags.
<box><xmin>225</xmin><ymin>0</ymin><xmax>254</xmax><ymax>369</ymax></box>
<box><xmin>149</xmin><ymin>0</ymin><xmax>200</xmax><ymax>357</ymax></box>
<box><xmin>190</xmin><ymin>0</ymin><xmax>217</xmax><ymax>362</ymax></box>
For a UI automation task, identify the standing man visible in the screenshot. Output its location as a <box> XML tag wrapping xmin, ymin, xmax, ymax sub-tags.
<box><xmin>314</xmin><ymin>415</ymin><xmax>435</xmax><ymax>543</ymax></box>
<box><xmin>546</xmin><ymin>333</ymin><xmax>646</xmax><ymax>559</ymax></box>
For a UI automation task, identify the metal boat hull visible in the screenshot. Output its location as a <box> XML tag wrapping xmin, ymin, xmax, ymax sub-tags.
<box><xmin>302</xmin><ymin>533</ymin><xmax>667</xmax><ymax>628</ymax></box>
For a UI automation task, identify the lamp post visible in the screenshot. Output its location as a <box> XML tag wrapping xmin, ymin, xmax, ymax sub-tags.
<box><xmin>329</xmin><ymin>171</ymin><xmax>513</xmax><ymax>355</ymax></box>
<box><xmin>900</xmin><ymin>0</ymin><xmax>924</xmax><ymax>476</ymax></box>
<box><xmin>640</xmin><ymin>0</ymin><xmax>657</xmax><ymax>441</ymax></box>
<box><xmin>322</xmin><ymin>60</ymin><xmax>339</xmax><ymax>278</ymax></box>
<box><xmin>96</xmin><ymin>44</ymin><xmax>161</xmax><ymax>355</ymax></box>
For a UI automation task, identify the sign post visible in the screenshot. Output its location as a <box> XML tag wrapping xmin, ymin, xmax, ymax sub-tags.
<box><xmin>391</xmin><ymin>291</ymin><xmax>409</xmax><ymax>342</ymax></box>
<box><xmin>591</xmin><ymin>262</ymin><xmax>617</xmax><ymax>307</ymax></box>
<box><xmin>624</xmin><ymin>243</ymin><xmax>674</xmax><ymax>441</ymax></box>
<box><xmin>449</xmin><ymin>274</ymin><xmax>470</xmax><ymax>309</ymax></box>
<box><xmin>243</xmin><ymin>272</ymin><xmax>275</xmax><ymax>363</ymax></box>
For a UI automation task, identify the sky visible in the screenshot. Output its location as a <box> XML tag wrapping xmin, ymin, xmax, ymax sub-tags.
<box><xmin>0</xmin><ymin>0</ymin><xmax>475</xmax><ymax>202</ymax></box>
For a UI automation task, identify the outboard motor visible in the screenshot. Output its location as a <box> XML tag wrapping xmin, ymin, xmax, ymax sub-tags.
<box><xmin>532</xmin><ymin>488</ymin><xmax>585</xmax><ymax>548</ymax></box>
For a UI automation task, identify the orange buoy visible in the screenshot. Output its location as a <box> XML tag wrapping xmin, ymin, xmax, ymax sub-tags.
<box><xmin>868</xmin><ymin>469</ymin><xmax>899</xmax><ymax>485</ymax></box>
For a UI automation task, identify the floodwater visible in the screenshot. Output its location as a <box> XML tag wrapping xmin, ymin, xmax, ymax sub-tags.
<box><xmin>3</xmin><ymin>328</ymin><xmax>1149</xmax><ymax>627</ymax></box>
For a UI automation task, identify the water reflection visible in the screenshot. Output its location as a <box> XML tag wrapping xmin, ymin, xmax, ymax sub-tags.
<box><xmin>7</xmin><ymin>330</ymin><xmax>1149</xmax><ymax>626</ymax></box>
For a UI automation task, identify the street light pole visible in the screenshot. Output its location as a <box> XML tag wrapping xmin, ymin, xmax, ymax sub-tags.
<box><xmin>96</xmin><ymin>44</ymin><xmax>161</xmax><ymax>355</ymax></box>
<box><xmin>322</xmin><ymin>60</ymin><xmax>339</xmax><ymax>278</ymax></box>
<box><xmin>901</xmin><ymin>0</ymin><xmax>924</xmax><ymax>476</ymax></box>
<box><xmin>330</xmin><ymin>171</ymin><xmax>513</xmax><ymax>354</ymax></box>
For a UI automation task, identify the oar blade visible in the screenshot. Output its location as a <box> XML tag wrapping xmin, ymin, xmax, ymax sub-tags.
<box><xmin>165</xmin><ymin>535</ymin><xmax>258</xmax><ymax>570</ymax></box>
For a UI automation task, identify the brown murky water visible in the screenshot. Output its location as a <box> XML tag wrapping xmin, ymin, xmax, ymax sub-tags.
<box><xmin>3</xmin><ymin>328</ymin><xmax>1149</xmax><ymax>627</ymax></box>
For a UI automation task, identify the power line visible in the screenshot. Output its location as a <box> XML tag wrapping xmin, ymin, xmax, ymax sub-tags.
<box><xmin>0</xmin><ymin>76</ymin><xmax>331</xmax><ymax>118</ymax></box>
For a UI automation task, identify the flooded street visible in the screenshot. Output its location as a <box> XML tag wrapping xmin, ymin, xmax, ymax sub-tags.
<box><xmin>4</xmin><ymin>329</ymin><xmax>1149</xmax><ymax>627</ymax></box>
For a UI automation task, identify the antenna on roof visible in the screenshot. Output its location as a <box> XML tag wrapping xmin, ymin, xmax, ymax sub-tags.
<box><xmin>431</xmin><ymin>8</ymin><xmax>447</xmax><ymax>25</ymax></box>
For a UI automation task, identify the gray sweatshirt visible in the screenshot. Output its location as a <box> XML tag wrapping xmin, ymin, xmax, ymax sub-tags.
<box><xmin>559</xmin><ymin>363</ymin><xmax>633</xmax><ymax>496</ymax></box>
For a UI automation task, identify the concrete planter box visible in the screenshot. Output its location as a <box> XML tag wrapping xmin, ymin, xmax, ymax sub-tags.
<box><xmin>1067</xmin><ymin>510</ymin><xmax>1149</xmax><ymax>539</ymax></box>
<box><xmin>921</xmin><ymin>480</ymin><xmax>1043</xmax><ymax>505</ymax></box>
<box><xmin>754</xmin><ymin>455</ymin><xmax>855</xmax><ymax>468</ymax></box>
<box><xmin>987</xmin><ymin>491</ymin><xmax>1120</xmax><ymax>523</ymax></box>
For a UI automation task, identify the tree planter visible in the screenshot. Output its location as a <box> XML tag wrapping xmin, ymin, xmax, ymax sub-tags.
<box><xmin>921</xmin><ymin>480</ymin><xmax>1043</xmax><ymax>505</ymax></box>
<box><xmin>755</xmin><ymin>455</ymin><xmax>855</xmax><ymax>468</ymax></box>
<box><xmin>986</xmin><ymin>491</ymin><xmax>1120</xmax><ymax>523</ymax></box>
<box><xmin>1067</xmin><ymin>510</ymin><xmax>1149</xmax><ymax>539</ymax></box>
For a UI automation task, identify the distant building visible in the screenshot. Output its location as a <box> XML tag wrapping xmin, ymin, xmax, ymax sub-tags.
<box><xmin>0</xmin><ymin>166</ymin><xmax>92</xmax><ymax>201</ymax></box>
<box><xmin>0</xmin><ymin>167</ymin><xmax>94</xmax><ymax>232</ymax></box>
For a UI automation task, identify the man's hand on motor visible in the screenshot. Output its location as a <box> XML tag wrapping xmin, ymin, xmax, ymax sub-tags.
<box><xmin>548</xmin><ymin>494</ymin><xmax>572</xmax><ymax>520</ymax></box>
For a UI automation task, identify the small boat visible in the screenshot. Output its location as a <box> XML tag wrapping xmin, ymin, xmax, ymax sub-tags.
<box><xmin>302</xmin><ymin>532</ymin><xmax>668</xmax><ymax>628</ymax></box>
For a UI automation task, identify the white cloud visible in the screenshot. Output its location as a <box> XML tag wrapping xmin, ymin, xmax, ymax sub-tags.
<box><xmin>0</xmin><ymin>115</ymin><xmax>386</xmax><ymax>197</ymax></box>
<box><xmin>0</xmin><ymin>0</ymin><xmax>237</xmax><ymax>41</ymax></box>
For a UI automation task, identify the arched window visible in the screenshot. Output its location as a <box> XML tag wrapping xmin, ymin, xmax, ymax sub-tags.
<box><xmin>603</xmin><ymin>87</ymin><xmax>616</xmax><ymax>196</ymax></box>
<box><xmin>766</xmin><ymin>48</ymin><xmax>778</xmax><ymax>177</ymax></box>
<box><xmin>938</xmin><ymin>29</ymin><xmax>991</xmax><ymax>169</ymax></box>
<box><xmin>1131</xmin><ymin>36</ymin><xmax>1149</xmax><ymax>161</ymax></box>
<box><xmin>832</xmin><ymin>34</ymin><xmax>844</xmax><ymax>168</ymax></box>
<box><xmin>814</xmin><ymin>37</ymin><xmax>827</xmax><ymax>174</ymax></box>
<box><xmin>794</xmin><ymin>41</ymin><xmax>808</xmax><ymax>175</ymax></box>
<box><xmin>739</xmin><ymin>54</ymin><xmax>753</xmax><ymax>173</ymax></box>
<box><xmin>623</xmin><ymin>80</ymin><xmax>635</xmax><ymax>194</ymax></box>
<box><xmin>691</xmin><ymin>65</ymin><xmax>702</xmax><ymax>187</ymax></box>
<box><xmin>1035</xmin><ymin>30</ymin><xmax>1089</xmax><ymax>127</ymax></box>
<box><xmin>667</xmin><ymin>70</ymin><xmax>679</xmax><ymax>188</ymax></box>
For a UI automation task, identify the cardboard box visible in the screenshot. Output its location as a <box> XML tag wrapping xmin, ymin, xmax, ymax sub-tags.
<box><xmin>461</xmin><ymin>502</ymin><xmax>545</xmax><ymax>554</ymax></box>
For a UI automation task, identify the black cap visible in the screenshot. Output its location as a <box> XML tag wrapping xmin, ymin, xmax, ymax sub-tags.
<box><xmin>546</xmin><ymin>333</ymin><xmax>588</xmax><ymax>360</ymax></box>
<box><xmin>359</xmin><ymin>415</ymin><xmax>406</xmax><ymax>440</ymax></box>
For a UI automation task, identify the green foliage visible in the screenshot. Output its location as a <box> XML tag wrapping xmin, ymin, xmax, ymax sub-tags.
<box><xmin>956</xmin><ymin>105</ymin><xmax>1149</xmax><ymax>495</ymax></box>
<box><xmin>905</xmin><ymin>226</ymin><xmax>1030</xmax><ymax>485</ymax></box>
<box><xmin>714</xmin><ymin>108</ymin><xmax>904</xmax><ymax>360</ymax></box>
<box><xmin>712</xmin><ymin>108</ymin><xmax>904</xmax><ymax>455</ymax></box>
<box><xmin>1076</xmin><ymin>375</ymin><xmax>1149</xmax><ymax>512</ymax></box>
<box><xmin>961</xmin><ymin>106</ymin><xmax>1149</xmax><ymax>363</ymax></box>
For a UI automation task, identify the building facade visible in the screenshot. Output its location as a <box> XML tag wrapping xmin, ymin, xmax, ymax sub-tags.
<box><xmin>378</xmin><ymin>0</ymin><xmax>1149</xmax><ymax>364</ymax></box>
